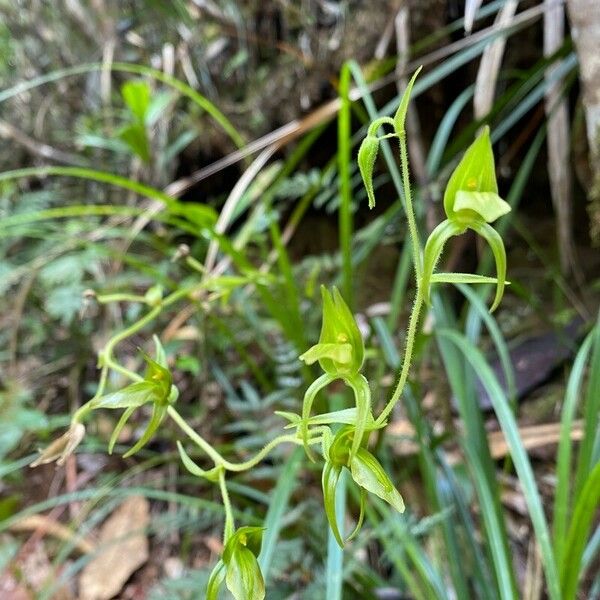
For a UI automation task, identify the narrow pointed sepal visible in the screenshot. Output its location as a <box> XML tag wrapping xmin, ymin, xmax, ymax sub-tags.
<box><xmin>322</xmin><ymin>461</ymin><xmax>345</xmax><ymax>548</ymax></box>
<box><xmin>469</xmin><ymin>220</ymin><xmax>508</xmax><ymax>312</ymax></box>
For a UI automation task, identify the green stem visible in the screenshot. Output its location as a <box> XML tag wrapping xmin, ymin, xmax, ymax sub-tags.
<box><xmin>398</xmin><ymin>132</ymin><xmax>423</xmax><ymax>279</ymax></box>
<box><xmin>375</xmin><ymin>285</ymin><xmax>425</xmax><ymax>426</ymax></box>
<box><xmin>167</xmin><ymin>405</ymin><xmax>320</xmax><ymax>472</ymax></box>
<box><xmin>96</xmin><ymin>293</ymin><xmax>148</xmax><ymax>304</ymax></box>
<box><xmin>218</xmin><ymin>468</ymin><xmax>235</xmax><ymax>543</ymax></box>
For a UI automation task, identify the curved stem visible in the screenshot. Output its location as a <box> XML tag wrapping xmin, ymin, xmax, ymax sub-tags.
<box><xmin>168</xmin><ymin>405</ymin><xmax>320</xmax><ymax>472</ymax></box>
<box><xmin>218</xmin><ymin>468</ymin><xmax>235</xmax><ymax>543</ymax></box>
<box><xmin>375</xmin><ymin>284</ymin><xmax>425</xmax><ymax>426</ymax></box>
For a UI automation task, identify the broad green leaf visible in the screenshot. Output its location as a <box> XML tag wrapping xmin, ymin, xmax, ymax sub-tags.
<box><xmin>121</xmin><ymin>80</ymin><xmax>151</xmax><ymax>122</ymax></box>
<box><xmin>454</xmin><ymin>190</ymin><xmax>510</xmax><ymax>223</ymax></box>
<box><xmin>350</xmin><ymin>448</ymin><xmax>405</xmax><ymax>513</ymax></box>
<box><xmin>118</xmin><ymin>123</ymin><xmax>150</xmax><ymax>163</ymax></box>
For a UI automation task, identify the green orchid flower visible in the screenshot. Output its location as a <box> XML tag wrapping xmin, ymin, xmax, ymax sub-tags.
<box><xmin>207</xmin><ymin>527</ymin><xmax>266</xmax><ymax>600</ymax></box>
<box><xmin>322</xmin><ymin>425</ymin><xmax>405</xmax><ymax>547</ymax></box>
<box><xmin>298</xmin><ymin>286</ymin><xmax>369</xmax><ymax>461</ymax></box>
<box><xmin>421</xmin><ymin>126</ymin><xmax>511</xmax><ymax>311</ymax></box>
<box><xmin>88</xmin><ymin>335</ymin><xmax>178</xmax><ymax>457</ymax></box>
<box><xmin>299</xmin><ymin>285</ymin><xmax>364</xmax><ymax>377</ymax></box>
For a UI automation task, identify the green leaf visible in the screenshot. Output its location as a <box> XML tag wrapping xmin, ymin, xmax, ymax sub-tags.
<box><xmin>560</xmin><ymin>460</ymin><xmax>600</xmax><ymax>599</ymax></box>
<box><xmin>322</xmin><ymin>461</ymin><xmax>345</xmax><ymax>547</ymax></box>
<box><xmin>454</xmin><ymin>191</ymin><xmax>511</xmax><ymax>223</ymax></box>
<box><xmin>90</xmin><ymin>381</ymin><xmax>158</xmax><ymax>411</ymax></box>
<box><xmin>225</xmin><ymin>546</ymin><xmax>265</xmax><ymax>600</ymax></box>
<box><xmin>443</xmin><ymin>126</ymin><xmax>498</xmax><ymax>220</ymax></box>
<box><xmin>430</xmin><ymin>273</ymin><xmax>502</xmax><ymax>285</ymax></box>
<box><xmin>350</xmin><ymin>448</ymin><xmax>405</xmax><ymax>513</ymax></box>
<box><xmin>358</xmin><ymin>135</ymin><xmax>379</xmax><ymax>209</ymax></box>
<box><xmin>118</xmin><ymin>123</ymin><xmax>151</xmax><ymax>163</ymax></box>
<box><xmin>121</xmin><ymin>80</ymin><xmax>151</xmax><ymax>122</ymax></box>
<box><xmin>393</xmin><ymin>66</ymin><xmax>422</xmax><ymax>134</ymax></box>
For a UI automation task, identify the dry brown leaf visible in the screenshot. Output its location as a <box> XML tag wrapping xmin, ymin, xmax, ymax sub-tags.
<box><xmin>473</xmin><ymin>0</ymin><xmax>518</xmax><ymax>120</ymax></box>
<box><xmin>79</xmin><ymin>496</ymin><xmax>149</xmax><ymax>600</ymax></box>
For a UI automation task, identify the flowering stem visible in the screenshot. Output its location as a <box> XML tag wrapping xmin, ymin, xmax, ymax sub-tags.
<box><xmin>167</xmin><ymin>405</ymin><xmax>321</xmax><ymax>472</ymax></box>
<box><xmin>375</xmin><ymin>284</ymin><xmax>424</xmax><ymax>426</ymax></box>
<box><xmin>218</xmin><ymin>468</ymin><xmax>234</xmax><ymax>543</ymax></box>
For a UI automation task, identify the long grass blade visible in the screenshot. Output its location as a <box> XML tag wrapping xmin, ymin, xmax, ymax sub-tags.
<box><xmin>439</xmin><ymin>329</ymin><xmax>560</xmax><ymax>600</ymax></box>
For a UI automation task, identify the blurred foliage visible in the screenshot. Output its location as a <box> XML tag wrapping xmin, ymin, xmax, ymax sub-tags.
<box><xmin>0</xmin><ymin>1</ymin><xmax>599</xmax><ymax>599</ymax></box>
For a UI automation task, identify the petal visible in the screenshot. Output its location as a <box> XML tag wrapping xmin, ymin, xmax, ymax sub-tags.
<box><xmin>350</xmin><ymin>448</ymin><xmax>405</xmax><ymax>513</ymax></box>
<box><xmin>420</xmin><ymin>219</ymin><xmax>464</xmax><ymax>304</ymax></box>
<box><xmin>454</xmin><ymin>190</ymin><xmax>510</xmax><ymax>223</ymax></box>
<box><xmin>299</xmin><ymin>342</ymin><xmax>353</xmax><ymax>367</ymax></box>
<box><xmin>225</xmin><ymin>547</ymin><xmax>265</xmax><ymax>600</ymax></box>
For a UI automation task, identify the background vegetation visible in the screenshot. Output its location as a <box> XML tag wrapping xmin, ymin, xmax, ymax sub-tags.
<box><xmin>1</xmin><ymin>1</ymin><xmax>599</xmax><ymax>599</ymax></box>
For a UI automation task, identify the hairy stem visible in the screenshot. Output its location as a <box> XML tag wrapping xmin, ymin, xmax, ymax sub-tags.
<box><xmin>218</xmin><ymin>468</ymin><xmax>235</xmax><ymax>542</ymax></box>
<box><xmin>375</xmin><ymin>285</ymin><xmax>424</xmax><ymax>426</ymax></box>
